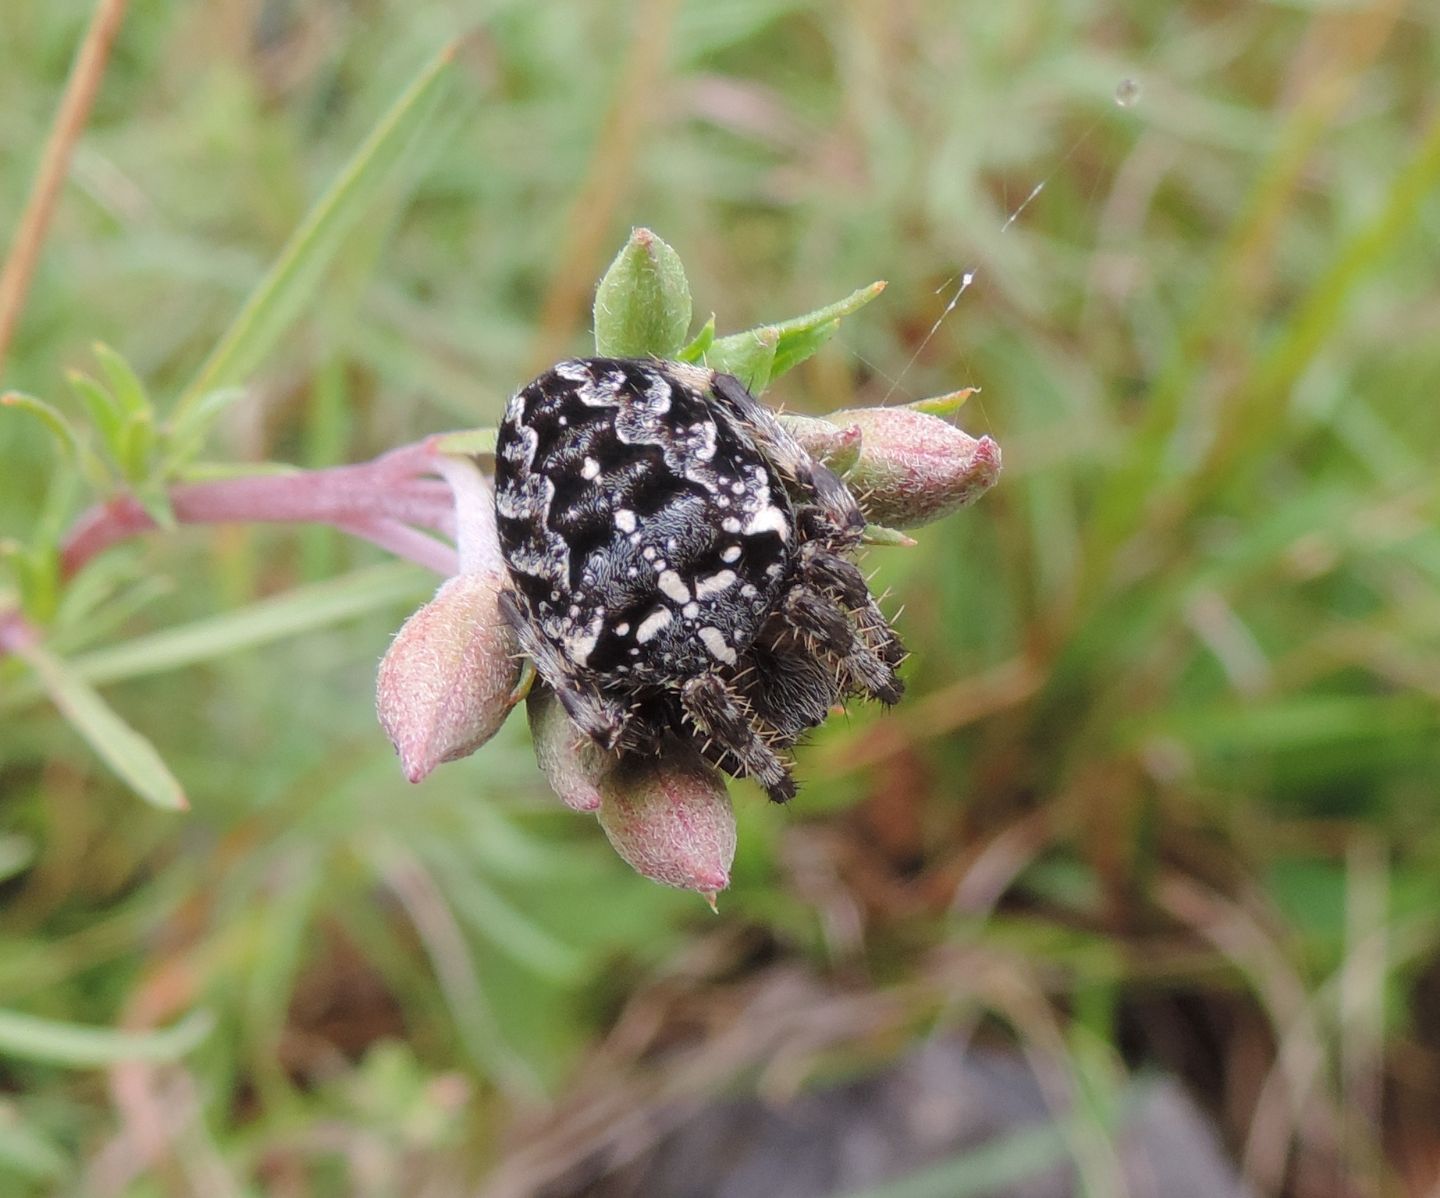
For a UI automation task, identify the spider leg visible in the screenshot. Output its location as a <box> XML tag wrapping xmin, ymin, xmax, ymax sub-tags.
<box><xmin>499</xmin><ymin>589</ymin><xmax>631</xmax><ymax>749</ymax></box>
<box><xmin>800</xmin><ymin>542</ymin><xmax>907</xmax><ymax>672</ymax></box>
<box><xmin>779</xmin><ymin>587</ymin><xmax>903</xmax><ymax>706</ymax></box>
<box><xmin>734</xmin><ymin>640</ymin><xmax>835</xmax><ymax>743</ymax></box>
<box><xmin>681</xmin><ymin>674</ymin><xmax>797</xmax><ymax>803</ymax></box>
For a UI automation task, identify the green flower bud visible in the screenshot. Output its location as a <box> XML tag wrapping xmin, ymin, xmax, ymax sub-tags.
<box><xmin>593</xmin><ymin>228</ymin><xmax>693</xmax><ymax>359</ymax></box>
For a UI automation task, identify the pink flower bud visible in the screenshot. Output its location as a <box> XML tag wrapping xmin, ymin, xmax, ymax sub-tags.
<box><xmin>596</xmin><ymin>750</ymin><xmax>736</xmax><ymax>908</ymax></box>
<box><xmin>376</xmin><ymin>571</ymin><xmax>522</xmax><ymax>783</ymax></box>
<box><xmin>779</xmin><ymin>413</ymin><xmax>862</xmax><ymax>474</ymax></box>
<box><xmin>789</xmin><ymin>406</ymin><xmax>1002</xmax><ymax>529</ymax></box>
<box><xmin>526</xmin><ymin>687</ymin><xmax>610</xmax><ymax>812</ymax></box>
<box><xmin>792</xmin><ymin>406</ymin><xmax>1001</xmax><ymax>529</ymax></box>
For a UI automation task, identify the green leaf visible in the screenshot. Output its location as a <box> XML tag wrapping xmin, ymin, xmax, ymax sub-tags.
<box><xmin>708</xmin><ymin>281</ymin><xmax>885</xmax><ymax>387</ymax></box>
<box><xmin>593</xmin><ymin>227</ymin><xmax>694</xmax><ymax>358</ymax></box>
<box><xmin>12</xmin><ymin>638</ymin><xmax>188</xmax><ymax>810</ymax></box>
<box><xmin>115</xmin><ymin>409</ymin><xmax>156</xmax><ymax>482</ymax></box>
<box><xmin>1</xmin><ymin>562</ymin><xmax>430</xmax><ymax>711</ymax></box>
<box><xmin>707</xmin><ymin>326</ymin><xmax>777</xmax><ymax>393</ymax></box>
<box><xmin>0</xmin><ymin>392</ymin><xmax>84</xmax><ymax>465</ymax></box>
<box><xmin>91</xmin><ymin>343</ymin><xmax>151</xmax><ymax>418</ymax></box>
<box><xmin>174</xmin><ymin>40</ymin><xmax>460</xmax><ymax>418</ymax></box>
<box><xmin>0</xmin><ymin>1007</ymin><xmax>213</xmax><ymax>1067</ymax></box>
<box><xmin>677</xmin><ymin>314</ymin><xmax>716</xmax><ymax>362</ymax></box>
<box><xmin>65</xmin><ymin>370</ymin><xmax>124</xmax><ymax>454</ymax></box>
<box><xmin>907</xmin><ymin>387</ymin><xmax>978</xmax><ymax>417</ymax></box>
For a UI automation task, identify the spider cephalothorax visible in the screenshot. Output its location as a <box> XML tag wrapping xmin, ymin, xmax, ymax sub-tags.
<box><xmin>494</xmin><ymin>357</ymin><xmax>903</xmax><ymax>802</ymax></box>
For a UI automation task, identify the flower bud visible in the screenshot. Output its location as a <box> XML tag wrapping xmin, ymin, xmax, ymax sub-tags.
<box><xmin>780</xmin><ymin>412</ymin><xmax>862</xmax><ymax>474</ymax></box>
<box><xmin>526</xmin><ymin>687</ymin><xmax>610</xmax><ymax>812</ymax></box>
<box><xmin>593</xmin><ymin>227</ymin><xmax>693</xmax><ymax>359</ymax></box>
<box><xmin>823</xmin><ymin>405</ymin><xmax>1000</xmax><ymax>528</ymax></box>
<box><xmin>596</xmin><ymin>749</ymin><xmax>736</xmax><ymax>908</ymax></box>
<box><xmin>376</xmin><ymin>571</ymin><xmax>522</xmax><ymax>783</ymax></box>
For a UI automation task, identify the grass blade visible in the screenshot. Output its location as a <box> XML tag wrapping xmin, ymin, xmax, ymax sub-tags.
<box><xmin>174</xmin><ymin>40</ymin><xmax>459</xmax><ymax>418</ymax></box>
<box><xmin>0</xmin><ymin>1007</ymin><xmax>213</xmax><ymax>1067</ymax></box>
<box><xmin>2</xmin><ymin>562</ymin><xmax>429</xmax><ymax>711</ymax></box>
<box><xmin>12</xmin><ymin>638</ymin><xmax>187</xmax><ymax>810</ymax></box>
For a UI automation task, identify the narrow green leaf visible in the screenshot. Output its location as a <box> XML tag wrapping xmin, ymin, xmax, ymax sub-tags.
<box><xmin>677</xmin><ymin>314</ymin><xmax>716</xmax><ymax>362</ymax></box>
<box><xmin>175</xmin><ymin>42</ymin><xmax>459</xmax><ymax>418</ymax></box>
<box><xmin>91</xmin><ymin>343</ymin><xmax>150</xmax><ymax>418</ymax></box>
<box><xmin>12</xmin><ymin>639</ymin><xmax>188</xmax><ymax>810</ymax></box>
<box><xmin>115</xmin><ymin>409</ymin><xmax>156</xmax><ymax>482</ymax></box>
<box><xmin>0</xmin><ymin>392</ymin><xmax>84</xmax><ymax>464</ymax></box>
<box><xmin>0</xmin><ymin>1007</ymin><xmax>213</xmax><ymax>1067</ymax></box>
<box><xmin>2</xmin><ymin>562</ymin><xmax>429</xmax><ymax>712</ymax></box>
<box><xmin>709</xmin><ymin>281</ymin><xmax>886</xmax><ymax>386</ymax></box>
<box><xmin>907</xmin><ymin>387</ymin><xmax>978</xmax><ymax>417</ymax></box>
<box><xmin>65</xmin><ymin>370</ymin><xmax>124</xmax><ymax>449</ymax></box>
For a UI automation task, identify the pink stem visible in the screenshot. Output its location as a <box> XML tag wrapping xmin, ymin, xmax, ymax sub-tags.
<box><xmin>60</xmin><ymin>445</ymin><xmax>461</xmax><ymax>579</ymax></box>
<box><xmin>334</xmin><ymin>518</ymin><xmax>458</xmax><ymax>576</ymax></box>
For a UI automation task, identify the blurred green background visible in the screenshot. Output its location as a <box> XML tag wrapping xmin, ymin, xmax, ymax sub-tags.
<box><xmin>3</xmin><ymin>0</ymin><xmax>1439</xmax><ymax>1194</ymax></box>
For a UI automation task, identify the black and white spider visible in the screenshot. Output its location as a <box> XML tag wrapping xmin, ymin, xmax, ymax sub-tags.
<box><xmin>493</xmin><ymin>358</ymin><xmax>903</xmax><ymax>802</ymax></box>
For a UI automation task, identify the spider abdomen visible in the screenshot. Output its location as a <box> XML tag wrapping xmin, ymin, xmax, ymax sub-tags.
<box><xmin>495</xmin><ymin>358</ymin><xmax>794</xmax><ymax>684</ymax></box>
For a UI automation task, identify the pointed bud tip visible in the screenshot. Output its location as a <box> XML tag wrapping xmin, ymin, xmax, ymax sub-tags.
<box><xmin>596</xmin><ymin>752</ymin><xmax>736</xmax><ymax>897</ymax></box>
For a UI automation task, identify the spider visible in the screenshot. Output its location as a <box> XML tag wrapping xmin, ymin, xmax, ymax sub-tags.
<box><xmin>493</xmin><ymin>357</ymin><xmax>903</xmax><ymax>802</ymax></box>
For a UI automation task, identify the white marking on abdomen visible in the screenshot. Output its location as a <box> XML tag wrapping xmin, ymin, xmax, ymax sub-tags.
<box><xmin>698</xmin><ymin>626</ymin><xmax>736</xmax><ymax>664</ymax></box>
<box><xmin>657</xmin><ymin>570</ymin><xmax>691</xmax><ymax>603</ymax></box>
<box><xmin>636</xmin><ymin>608</ymin><xmax>672</xmax><ymax>643</ymax></box>
<box><xmin>694</xmin><ymin>569</ymin><xmax>737</xmax><ymax>599</ymax></box>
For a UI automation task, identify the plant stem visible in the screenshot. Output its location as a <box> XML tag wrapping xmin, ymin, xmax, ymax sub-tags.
<box><xmin>58</xmin><ymin>439</ymin><xmax>464</xmax><ymax>579</ymax></box>
<box><xmin>0</xmin><ymin>0</ymin><xmax>131</xmax><ymax>375</ymax></box>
